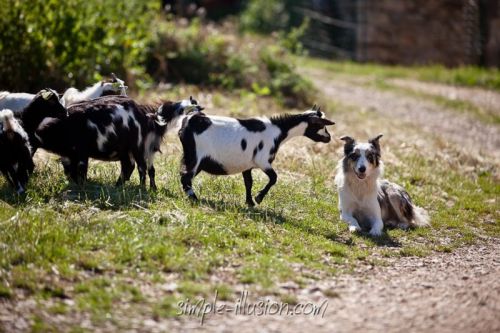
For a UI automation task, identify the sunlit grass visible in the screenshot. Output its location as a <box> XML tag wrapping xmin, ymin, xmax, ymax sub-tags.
<box><xmin>297</xmin><ymin>57</ymin><xmax>500</xmax><ymax>91</ymax></box>
<box><xmin>0</xmin><ymin>73</ymin><xmax>498</xmax><ymax>329</ymax></box>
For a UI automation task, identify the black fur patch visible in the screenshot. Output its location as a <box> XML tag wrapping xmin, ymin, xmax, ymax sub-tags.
<box><xmin>187</xmin><ymin>113</ymin><xmax>212</xmax><ymax>134</ymax></box>
<box><xmin>253</xmin><ymin>147</ymin><xmax>258</xmax><ymax>159</ymax></box>
<box><xmin>178</xmin><ymin>117</ymin><xmax>197</xmax><ymax>172</ymax></box>
<box><xmin>241</xmin><ymin>139</ymin><xmax>247</xmax><ymax>151</ymax></box>
<box><xmin>0</xmin><ymin>124</ymin><xmax>34</xmax><ymax>192</ymax></box>
<box><xmin>237</xmin><ymin>118</ymin><xmax>266</xmax><ymax>132</ymax></box>
<box><xmin>343</xmin><ymin>141</ymin><xmax>356</xmax><ymax>156</ymax></box>
<box><xmin>33</xmin><ymin>95</ymin><xmax>171</xmax><ymax>184</ymax></box>
<box><xmin>198</xmin><ymin>156</ymin><xmax>227</xmax><ymax>175</ymax></box>
<box><xmin>258</xmin><ymin>141</ymin><xmax>264</xmax><ymax>150</ymax></box>
<box><xmin>268</xmin><ymin>113</ymin><xmax>308</xmax><ymax>158</ymax></box>
<box><xmin>20</xmin><ymin>89</ymin><xmax>68</xmax><ymax>149</ymax></box>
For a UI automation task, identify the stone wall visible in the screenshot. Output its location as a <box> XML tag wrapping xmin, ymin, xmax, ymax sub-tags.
<box><xmin>359</xmin><ymin>0</ymin><xmax>483</xmax><ymax>66</ymax></box>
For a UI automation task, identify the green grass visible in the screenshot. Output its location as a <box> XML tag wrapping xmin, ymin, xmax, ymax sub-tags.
<box><xmin>297</xmin><ymin>57</ymin><xmax>500</xmax><ymax>91</ymax></box>
<box><xmin>0</xmin><ymin>73</ymin><xmax>498</xmax><ymax>330</ymax></box>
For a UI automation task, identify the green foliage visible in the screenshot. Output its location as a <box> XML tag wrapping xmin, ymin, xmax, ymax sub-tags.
<box><xmin>146</xmin><ymin>19</ymin><xmax>314</xmax><ymax>107</ymax></box>
<box><xmin>0</xmin><ymin>0</ymin><xmax>159</xmax><ymax>92</ymax></box>
<box><xmin>279</xmin><ymin>18</ymin><xmax>310</xmax><ymax>55</ymax></box>
<box><xmin>260</xmin><ymin>46</ymin><xmax>314</xmax><ymax>106</ymax></box>
<box><xmin>240</xmin><ymin>0</ymin><xmax>290</xmax><ymax>34</ymax></box>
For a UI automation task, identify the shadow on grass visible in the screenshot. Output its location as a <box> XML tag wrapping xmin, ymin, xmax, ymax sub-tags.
<box><xmin>358</xmin><ymin>232</ymin><xmax>402</xmax><ymax>247</ymax></box>
<box><xmin>0</xmin><ymin>184</ymin><xmax>26</xmax><ymax>206</ymax></box>
<box><xmin>193</xmin><ymin>197</ymin><xmax>287</xmax><ymax>225</ymax></box>
<box><xmin>58</xmin><ymin>180</ymin><xmax>178</xmax><ymax>210</ymax></box>
<box><xmin>0</xmin><ymin>179</ymin><xmax>178</xmax><ymax>210</ymax></box>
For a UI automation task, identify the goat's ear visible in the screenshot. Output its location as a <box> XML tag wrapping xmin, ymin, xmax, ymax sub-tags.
<box><xmin>309</xmin><ymin>115</ymin><xmax>335</xmax><ymax>126</ymax></box>
<box><xmin>369</xmin><ymin>134</ymin><xmax>383</xmax><ymax>151</ymax></box>
<box><xmin>41</xmin><ymin>89</ymin><xmax>53</xmax><ymax>100</ymax></box>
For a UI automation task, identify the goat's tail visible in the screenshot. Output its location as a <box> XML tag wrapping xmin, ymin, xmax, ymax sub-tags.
<box><xmin>0</xmin><ymin>109</ymin><xmax>15</xmax><ymax>131</ymax></box>
<box><xmin>412</xmin><ymin>205</ymin><xmax>430</xmax><ymax>227</ymax></box>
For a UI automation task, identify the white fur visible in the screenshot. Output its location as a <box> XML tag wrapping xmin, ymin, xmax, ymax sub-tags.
<box><xmin>335</xmin><ymin>160</ymin><xmax>385</xmax><ymax>236</ymax></box>
<box><xmin>0</xmin><ymin>92</ymin><xmax>36</xmax><ymax>112</ymax></box>
<box><xmin>190</xmin><ymin>115</ymin><xmax>306</xmax><ymax>174</ymax></box>
<box><xmin>335</xmin><ymin>141</ymin><xmax>429</xmax><ymax>235</ymax></box>
<box><xmin>62</xmin><ymin>78</ymin><xmax>127</xmax><ymax>106</ymax></box>
<box><xmin>0</xmin><ymin>109</ymin><xmax>30</xmax><ymax>144</ymax></box>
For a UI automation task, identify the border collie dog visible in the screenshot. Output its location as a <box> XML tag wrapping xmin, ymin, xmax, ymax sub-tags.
<box><xmin>334</xmin><ymin>134</ymin><xmax>429</xmax><ymax>236</ymax></box>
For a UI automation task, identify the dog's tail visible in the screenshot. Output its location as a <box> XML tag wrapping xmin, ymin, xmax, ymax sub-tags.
<box><xmin>412</xmin><ymin>205</ymin><xmax>430</xmax><ymax>227</ymax></box>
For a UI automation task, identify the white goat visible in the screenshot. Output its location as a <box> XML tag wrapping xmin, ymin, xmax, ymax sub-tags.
<box><xmin>61</xmin><ymin>73</ymin><xmax>127</xmax><ymax>106</ymax></box>
<box><xmin>0</xmin><ymin>91</ymin><xmax>36</xmax><ymax>113</ymax></box>
<box><xmin>178</xmin><ymin>105</ymin><xmax>335</xmax><ymax>206</ymax></box>
<box><xmin>0</xmin><ymin>74</ymin><xmax>127</xmax><ymax>112</ymax></box>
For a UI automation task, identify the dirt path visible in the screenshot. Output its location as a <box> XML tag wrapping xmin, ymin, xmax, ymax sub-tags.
<box><xmin>303</xmin><ymin>68</ymin><xmax>500</xmax><ymax>164</ymax></box>
<box><xmin>388</xmin><ymin>78</ymin><xmax>500</xmax><ymax>114</ymax></box>
<box><xmin>177</xmin><ymin>72</ymin><xmax>500</xmax><ymax>333</ymax></box>
<box><xmin>178</xmin><ymin>237</ymin><xmax>499</xmax><ymax>333</ymax></box>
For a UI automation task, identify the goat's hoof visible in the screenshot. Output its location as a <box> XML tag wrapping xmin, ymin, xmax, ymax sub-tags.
<box><xmin>188</xmin><ymin>194</ymin><xmax>198</xmax><ymax>202</ymax></box>
<box><xmin>150</xmin><ymin>184</ymin><xmax>158</xmax><ymax>192</ymax></box>
<box><xmin>254</xmin><ymin>195</ymin><xmax>263</xmax><ymax>204</ymax></box>
<box><xmin>246</xmin><ymin>199</ymin><xmax>255</xmax><ymax>207</ymax></box>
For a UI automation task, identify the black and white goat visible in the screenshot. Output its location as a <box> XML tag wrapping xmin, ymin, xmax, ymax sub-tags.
<box><xmin>0</xmin><ymin>74</ymin><xmax>127</xmax><ymax>112</ymax></box>
<box><xmin>61</xmin><ymin>73</ymin><xmax>127</xmax><ymax>106</ymax></box>
<box><xmin>34</xmin><ymin>96</ymin><xmax>202</xmax><ymax>189</ymax></box>
<box><xmin>178</xmin><ymin>105</ymin><xmax>335</xmax><ymax>205</ymax></box>
<box><xmin>15</xmin><ymin>89</ymin><xmax>68</xmax><ymax>154</ymax></box>
<box><xmin>0</xmin><ymin>110</ymin><xmax>34</xmax><ymax>194</ymax></box>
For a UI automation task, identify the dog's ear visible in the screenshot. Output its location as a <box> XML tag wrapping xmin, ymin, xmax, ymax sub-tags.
<box><xmin>340</xmin><ymin>135</ymin><xmax>356</xmax><ymax>155</ymax></box>
<box><xmin>369</xmin><ymin>134</ymin><xmax>383</xmax><ymax>152</ymax></box>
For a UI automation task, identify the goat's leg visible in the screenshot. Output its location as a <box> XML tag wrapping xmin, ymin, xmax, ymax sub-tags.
<box><xmin>148</xmin><ymin>165</ymin><xmax>157</xmax><ymax>191</ymax></box>
<box><xmin>255</xmin><ymin>168</ymin><xmax>277</xmax><ymax>204</ymax></box>
<box><xmin>180</xmin><ymin>170</ymin><xmax>198</xmax><ymax>201</ymax></box>
<box><xmin>4</xmin><ymin>165</ymin><xmax>24</xmax><ymax>194</ymax></box>
<box><xmin>116</xmin><ymin>155</ymin><xmax>135</xmax><ymax>186</ymax></box>
<box><xmin>135</xmin><ymin>158</ymin><xmax>147</xmax><ymax>187</ymax></box>
<box><xmin>76</xmin><ymin>158</ymin><xmax>89</xmax><ymax>185</ymax></box>
<box><xmin>242</xmin><ymin>169</ymin><xmax>255</xmax><ymax>207</ymax></box>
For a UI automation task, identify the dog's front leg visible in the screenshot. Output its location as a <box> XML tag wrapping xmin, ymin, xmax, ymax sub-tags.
<box><xmin>367</xmin><ymin>200</ymin><xmax>384</xmax><ymax>236</ymax></box>
<box><xmin>369</xmin><ymin>218</ymin><xmax>384</xmax><ymax>236</ymax></box>
<box><xmin>340</xmin><ymin>212</ymin><xmax>362</xmax><ymax>233</ymax></box>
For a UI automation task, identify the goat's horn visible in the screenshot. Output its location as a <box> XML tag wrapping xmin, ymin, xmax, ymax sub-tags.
<box><xmin>312</xmin><ymin>104</ymin><xmax>317</xmax><ymax>110</ymax></box>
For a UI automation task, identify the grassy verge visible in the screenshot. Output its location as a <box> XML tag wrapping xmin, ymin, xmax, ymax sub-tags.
<box><xmin>297</xmin><ymin>57</ymin><xmax>500</xmax><ymax>91</ymax></box>
<box><xmin>0</xmin><ymin>83</ymin><xmax>498</xmax><ymax>330</ymax></box>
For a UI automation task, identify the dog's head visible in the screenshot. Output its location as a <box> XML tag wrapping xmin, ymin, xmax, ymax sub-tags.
<box><xmin>340</xmin><ymin>134</ymin><xmax>383</xmax><ymax>180</ymax></box>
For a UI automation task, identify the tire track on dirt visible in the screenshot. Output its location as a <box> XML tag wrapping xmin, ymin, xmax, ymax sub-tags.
<box><xmin>304</xmin><ymin>68</ymin><xmax>500</xmax><ymax>163</ymax></box>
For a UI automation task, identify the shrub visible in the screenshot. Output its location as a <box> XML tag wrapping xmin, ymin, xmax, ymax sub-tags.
<box><xmin>0</xmin><ymin>0</ymin><xmax>158</xmax><ymax>92</ymax></box>
<box><xmin>145</xmin><ymin>19</ymin><xmax>314</xmax><ymax>107</ymax></box>
<box><xmin>240</xmin><ymin>0</ymin><xmax>290</xmax><ymax>34</ymax></box>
